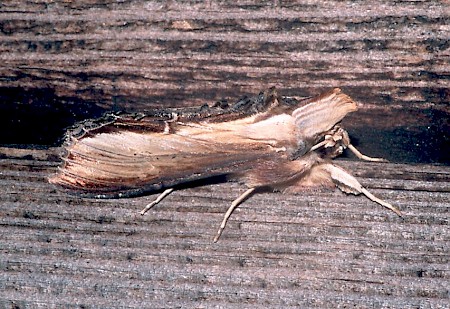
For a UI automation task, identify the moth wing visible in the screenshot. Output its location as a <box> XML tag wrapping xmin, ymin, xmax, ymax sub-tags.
<box><xmin>292</xmin><ymin>88</ymin><xmax>358</xmax><ymax>140</ymax></box>
<box><xmin>49</xmin><ymin>128</ymin><xmax>273</xmax><ymax>197</ymax></box>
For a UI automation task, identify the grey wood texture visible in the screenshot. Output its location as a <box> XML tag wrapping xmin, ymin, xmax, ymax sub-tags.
<box><xmin>1</xmin><ymin>1</ymin><xmax>448</xmax><ymax>162</ymax></box>
<box><xmin>0</xmin><ymin>148</ymin><xmax>449</xmax><ymax>308</ymax></box>
<box><xmin>0</xmin><ymin>0</ymin><xmax>449</xmax><ymax>308</ymax></box>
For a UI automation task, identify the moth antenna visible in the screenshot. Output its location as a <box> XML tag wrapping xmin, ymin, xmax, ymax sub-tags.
<box><xmin>214</xmin><ymin>187</ymin><xmax>256</xmax><ymax>243</ymax></box>
<box><xmin>140</xmin><ymin>188</ymin><xmax>174</xmax><ymax>215</ymax></box>
<box><xmin>347</xmin><ymin>144</ymin><xmax>388</xmax><ymax>162</ymax></box>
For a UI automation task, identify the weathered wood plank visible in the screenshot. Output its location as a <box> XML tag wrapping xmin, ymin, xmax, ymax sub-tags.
<box><xmin>0</xmin><ymin>1</ymin><xmax>448</xmax><ymax>164</ymax></box>
<box><xmin>0</xmin><ymin>148</ymin><xmax>449</xmax><ymax>308</ymax></box>
<box><xmin>1</xmin><ymin>0</ymin><xmax>449</xmax><ymax>308</ymax></box>
<box><xmin>1</xmin><ymin>2</ymin><xmax>448</xmax><ymax>107</ymax></box>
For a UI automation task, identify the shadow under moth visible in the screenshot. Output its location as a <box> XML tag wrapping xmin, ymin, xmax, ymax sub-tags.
<box><xmin>49</xmin><ymin>88</ymin><xmax>402</xmax><ymax>242</ymax></box>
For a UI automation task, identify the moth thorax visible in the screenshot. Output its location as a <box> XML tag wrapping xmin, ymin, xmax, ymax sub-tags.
<box><xmin>288</xmin><ymin>139</ymin><xmax>310</xmax><ymax>160</ymax></box>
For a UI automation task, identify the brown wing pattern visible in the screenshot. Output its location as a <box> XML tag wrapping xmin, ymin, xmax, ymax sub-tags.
<box><xmin>50</xmin><ymin>128</ymin><xmax>276</xmax><ymax>196</ymax></box>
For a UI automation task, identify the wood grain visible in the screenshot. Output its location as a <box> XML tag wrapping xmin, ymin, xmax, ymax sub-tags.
<box><xmin>0</xmin><ymin>0</ymin><xmax>449</xmax><ymax>308</ymax></box>
<box><xmin>0</xmin><ymin>148</ymin><xmax>449</xmax><ymax>308</ymax></box>
<box><xmin>1</xmin><ymin>2</ymin><xmax>448</xmax><ymax>107</ymax></box>
<box><xmin>0</xmin><ymin>1</ymin><xmax>449</xmax><ymax>164</ymax></box>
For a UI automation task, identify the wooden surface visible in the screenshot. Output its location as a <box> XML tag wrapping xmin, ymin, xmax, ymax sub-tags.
<box><xmin>1</xmin><ymin>148</ymin><xmax>449</xmax><ymax>308</ymax></box>
<box><xmin>1</xmin><ymin>0</ymin><xmax>449</xmax><ymax>163</ymax></box>
<box><xmin>1</xmin><ymin>0</ymin><xmax>449</xmax><ymax>308</ymax></box>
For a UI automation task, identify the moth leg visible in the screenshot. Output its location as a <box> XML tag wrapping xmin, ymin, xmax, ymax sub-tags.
<box><xmin>324</xmin><ymin>164</ymin><xmax>402</xmax><ymax>216</ymax></box>
<box><xmin>140</xmin><ymin>188</ymin><xmax>174</xmax><ymax>215</ymax></box>
<box><xmin>360</xmin><ymin>187</ymin><xmax>402</xmax><ymax>216</ymax></box>
<box><xmin>310</xmin><ymin>139</ymin><xmax>328</xmax><ymax>152</ymax></box>
<box><xmin>214</xmin><ymin>187</ymin><xmax>256</xmax><ymax>243</ymax></box>
<box><xmin>347</xmin><ymin>144</ymin><xmax>387</xmax><ymax>162</ymax></box>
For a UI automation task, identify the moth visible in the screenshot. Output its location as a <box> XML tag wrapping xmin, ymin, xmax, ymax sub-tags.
<box><xmin>49</xmin><ymin>88</ymin><xmax>402</xmax><ymax>242</ymax></box>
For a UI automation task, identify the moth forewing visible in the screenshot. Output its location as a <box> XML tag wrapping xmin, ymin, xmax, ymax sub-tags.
<box><xmin>49</xmin><ymin>88</ymin><xmax>401</xmax><ymax>242</ymax></box>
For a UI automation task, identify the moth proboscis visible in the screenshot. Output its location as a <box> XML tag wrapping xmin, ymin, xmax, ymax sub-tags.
<box><xmin>49</xmin><ymin>88</ymin><xmax>402</xmax><ymax>242</ymax></box>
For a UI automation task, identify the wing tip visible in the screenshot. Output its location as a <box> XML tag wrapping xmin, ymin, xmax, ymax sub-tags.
<box><xmin>292</xmin><ymin>88</ymin><xmax>358</xmax><ymax>138</ymax></box>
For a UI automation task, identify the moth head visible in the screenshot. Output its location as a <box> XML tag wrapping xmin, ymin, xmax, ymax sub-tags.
<box><xmin>318</xmin><ymin>125</ymin><xmax>351</xmax><ymax>159</ymax></box>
